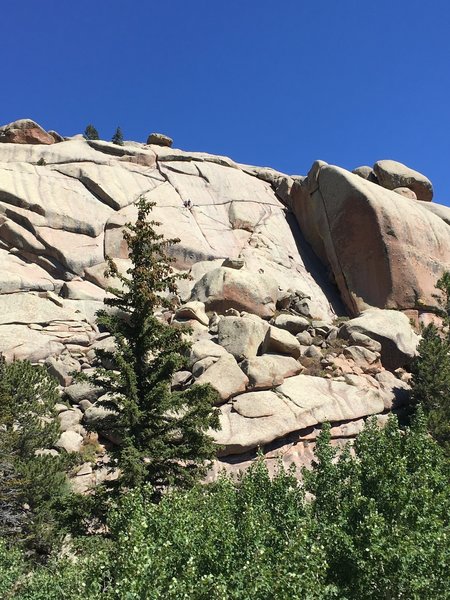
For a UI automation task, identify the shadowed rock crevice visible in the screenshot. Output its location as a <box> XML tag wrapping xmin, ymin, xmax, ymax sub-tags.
<box><xmin>285</xmin><ymin>211</ymin><xmax>347</xmax><ymax>317</ymax></box>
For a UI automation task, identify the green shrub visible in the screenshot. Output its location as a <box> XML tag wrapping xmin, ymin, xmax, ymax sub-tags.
<box><xmin>304</xmin><ymin>413</ymin><xmax>450</xmax><ymax>598</ymax></box>
<box><xmin>103</xmin><ymin>462</ymin><xmax>330</xmax><ymax>600</ymax></box>
<box><xmin>2</xmin><ymin>376</ymin><xmax>449</xmax><ymax>598</ymax></box>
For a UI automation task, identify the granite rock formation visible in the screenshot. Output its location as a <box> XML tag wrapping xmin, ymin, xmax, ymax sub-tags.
<box><xmin>1</xmin><ymin>118</ymin><xmax>447</xmax><ymax>485</ymax></box>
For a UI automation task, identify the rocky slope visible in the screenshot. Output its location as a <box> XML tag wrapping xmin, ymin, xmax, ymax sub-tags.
<box><xmin>1</xmin><ymin>118</ymin><xmax>448</xmax><ymax>488</ymax></box>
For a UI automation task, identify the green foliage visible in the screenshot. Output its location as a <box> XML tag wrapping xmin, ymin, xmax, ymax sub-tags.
<box><xmin>83</xmin><ymin>124</ymin><xmax>99</xmax><ymax>140</ymax></box>
<box><xmin>411</xmin><ymin>271</ymin><xmax>450</xmax><ymax>453</ymax></box>
<box><xmin>0</xmin><ymin>538</ymin><xmax>106</xmax><ymax>600</ymax></box>
<box><xmin>0</xmin><ymin>359</ymin><xmax>70</xmax><ymax>555</ymax></box>
<box><xmin>304</xmin><ymin>413</ymin><xmax>450</xmax><ymax>598</ymax></box>
<box><xmin>111</xmin><ymin>126</ymin><xmax>124</xmax><ymax>145</ymax></box>
<box><xmin>2</xmin><ymin>416</ymin><xmax>449</xmax><ymax>598</ymax></box>
<box><xmin>0</xmin><ymin>539</ymin><xmax>24</xmax><ymax>599</ymax></box>
<box><xmin>86</xmin><ymin>196</ymin><xmax>220</xmax><ymax>496</ymax></box>
<box><xmin>103</xmin><ymin>462</ymin><xmax>329</xmax><ymax>600</ymax></box>
<box><xmin>435</xmin><ymin>271</ymin><xmax>450</xmax><ymax>323</ymax></box>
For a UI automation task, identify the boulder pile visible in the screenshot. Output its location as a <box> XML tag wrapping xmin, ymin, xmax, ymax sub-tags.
<box><xmin>1</xmin><ymin>117</ymin><xmax>447</xmax><ymax>485</ymax></box>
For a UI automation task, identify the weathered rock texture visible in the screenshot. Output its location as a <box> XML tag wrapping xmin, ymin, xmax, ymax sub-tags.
<box><xmin>290</xmin><ymin>161</ymin><xmax>450</xmax><ymax>316</ymax></box>
<box><xmin>1</xmin><ymin>118</ymin><xmax>445</xmax><ymax>480</ymax></box>
<box><xmin>0</xmin><ymin>119</ymin><xmax>56</xmax><ymax>145</ymax></box>
<box><xmin>373</xmin><ymin>159</ymin><xmax>433</xmax><ymax>201</ymax></box>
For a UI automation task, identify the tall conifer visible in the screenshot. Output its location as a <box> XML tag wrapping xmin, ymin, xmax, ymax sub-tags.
<box><xmin>111</xmin><ymin>126</ymin><xmax>124</xmax><ymax>146</ymax></box>
<box><xmin>411</xmin><ymin>272</ymin><xmax>450</xmax><ymax>454</ymax></box>
<box><xmin>88</xmin><ymin>197</ymin><xmax>220</xmax><ymax>497</ymax></box>
<box><xmin>83</xmin><ymin>124</ymin><xmax>99</xmax><ymax>140</ymax></box>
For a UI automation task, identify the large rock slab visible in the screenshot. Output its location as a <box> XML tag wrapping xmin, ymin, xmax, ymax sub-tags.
<box><xmin>190</xmin><ymin>267</ymin><xmax>279</xmax><ymax>318</ymax></box>
<box><xmin>291</xmin><ymin>162</ymin><xmax>450</xmax><ymax>315</ymax></box>
<box><xmin>0</xmin><ymin>138</ymin><xmax>336</xmax><ymax>325</ymax></box>
<box><xmin>0</xmin><ymin>293</ymin><xmax>96</xmax><ymax>361</ymax></box>
<box><xmin>373</xmin><ymin>159</ymin><xmax>433</xmax><ymax>202</ymax></box>
<box><xmin>103</xmin><ymin>181</ymin><xmax>241</xmax><ymax>268</ymax></box>
<box><xmin>0</xmin><ymin>324</ymin><xmax>65</xmax><ymax>362</ymax></box>
<box><xmin>0</xmin><ymin>292</ymin><xmax>86</xmax><ymax>325</ymax></box>
<box><xmin>35</xmin><ymin>227</ymin><xmax>104</xmax><ymax>275</ymax></box>
<box><xmin>339</xmin><ymin>308</ymin><xmax>419</xmax><ymax>370</ymax></box>
<box><xmin>0</xmin><ymin>161</ymin><xmax>113</xmax><ymax>236</ymax></box>
<box><xmin>0</xmin><ymin>139</ymin><xmax>117</xmax><ymax>166</ymax></box>
<box><xmin>0</xmin><ymin>217</ymin><xmax>46</xmax><ymax>254</ymax></box>
<box><xmin>214</xmin><ymin>374</ymin><xmax>384</xmax><ymax>455</ymax></box>
<box><xmin>420</xmin><ymin>202</ymin><xmax>450</xmax><ymax>226</ymax></box>
<box><xmin>54</xmin><ymin>162</ymin><xmax>163</xmax><ymax>210</ymax></box>
<box><xmin>0</xmin><ymin>249</ymin><xmax>56</xmax><ymax>293</ymax></box>
<box><xmin>60</xmin><ymin>280</ymin><xmax>106</xmax><ymax>301</ymax></box>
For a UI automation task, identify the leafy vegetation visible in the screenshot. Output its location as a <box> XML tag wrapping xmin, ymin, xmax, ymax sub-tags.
<box><xmin>1</xmin><ymin>413</ymin><xmax>449</xmax><ymax>598</ymax></box>
<box><xmin>305</xmin><ymin>413</ymin><xmax>449</xmax><ymax>598</ymax></box>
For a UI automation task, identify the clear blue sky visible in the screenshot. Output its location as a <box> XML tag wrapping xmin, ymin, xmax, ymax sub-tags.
<box><xmin>2</xmin><ymin>1</ymin><xmax>450</xmax><ymax>203</ymax></box>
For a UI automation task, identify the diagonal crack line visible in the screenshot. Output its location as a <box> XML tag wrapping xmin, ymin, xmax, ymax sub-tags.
<box><xmin>315</xmin><ymin>172</ymin><xmax>357</xmax><ymax>315</ymax></box>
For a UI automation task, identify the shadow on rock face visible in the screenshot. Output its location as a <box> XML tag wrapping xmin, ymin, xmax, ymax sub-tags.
<box><xmin>285</xmin><ymin>211</ymin><xmax>348</xmax><ymax>317</ymax></box>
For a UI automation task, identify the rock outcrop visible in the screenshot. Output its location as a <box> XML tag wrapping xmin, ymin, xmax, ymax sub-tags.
<box><xmin>373</xmin><ymin>159</ymin><xmax>433</xmax><ymax>201</ymax></box>
<box><xmin>290</xmin><ymin>161</ymin><xmax>450</xmax><ymax>316</ymax></box>
<box><xmin>215</xmin><ymin>375</ymin><xmax>385</xmax><ymax>455</ymax></box>
<box><xmin>1</xmin><ymin>118</ymin><xmax>446</xmax><ymax>481</ymax></box>
<box><xmin>339</xmin><ymin>309</ymin><xmax>419</xmax><ymax>370</ymax></box>
<box><xmin>0</xmin><ymin>119</ymin><xmax>56</xmax><ymax>145</ymax></box>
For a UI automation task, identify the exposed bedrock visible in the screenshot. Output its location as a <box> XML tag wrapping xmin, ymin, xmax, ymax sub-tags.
<box><xmin>0</xmin><ymin>118</ymin><xmax>441</xmax><ymax>478</ymax></box>
<box><xmin>290</xmin><ymin>161</ymin><xmax>450</xmax><ymax>316</ymax></box>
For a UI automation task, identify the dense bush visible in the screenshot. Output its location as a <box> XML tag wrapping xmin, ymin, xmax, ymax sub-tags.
<box><xmin>102</xmin><ymin>463</ymin><xmax>329</xmax><ymax>599</ymax></box>
<box><xmin>3</xmin><ymin>413</ymin><xmax>449</xmax><ymax>599</ymax></box>
<box><xmin>305</xmin><ymin>413</ymin><xmax>450</xmax><ymax>598</ymax></box>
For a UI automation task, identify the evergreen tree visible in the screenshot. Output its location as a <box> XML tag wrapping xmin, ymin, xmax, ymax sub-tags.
<box><xmin>111</xmin><ymin>126</ymin><xmax>124</xmax><ymax>146</ymax></box>
<box><xmin>0</xmin><ymin>358</ymin><xmax>70</xmax><ymax>555</ymax></box>
<box><xmin>411</xmin><ymin>271</ymin><xmax>450</xmax><ymax>454</ymax></box>
<box><xmin>87</xmin><ymin>196</ymin><xmax>220</xmax><ymax>497</ymax></box>
<box><xmin>83</xmin><ymin>124</ymin><xmax>99</xmax><ymax>140</ymax></box>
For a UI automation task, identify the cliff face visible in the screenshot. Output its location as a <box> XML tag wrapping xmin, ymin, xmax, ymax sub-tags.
<box><xmin>1</xmin><ymin>118</ymin><xmax>448</xmax><ymax>482</ymax></box>
<box><xmin>290</xmin><ymin>160</ymin><xmax>450</xmax><ymax>317</ymax></box>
